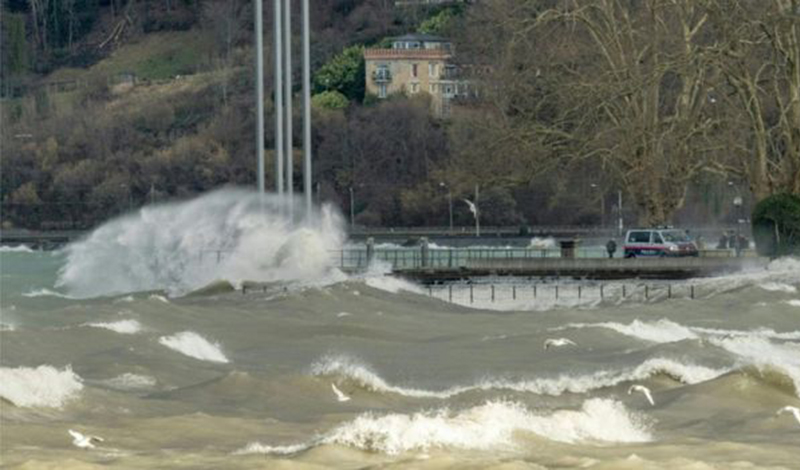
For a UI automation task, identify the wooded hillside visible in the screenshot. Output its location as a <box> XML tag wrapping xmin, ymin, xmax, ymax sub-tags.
<box><xmin>1</xmin><ymin>0</ymin><xmax>797</xmax><ymax>230</ymax></box>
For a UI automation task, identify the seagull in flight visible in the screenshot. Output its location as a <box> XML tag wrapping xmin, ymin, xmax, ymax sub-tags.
<box><xmin>463</xmin><ymin>199</ymin><xmax>477</xmax><ymax>218</ymax></box>
<box><xmin>628</xmin><ymin>384</ymin><xmax>655</xmax><ymax>406</ymax></box>
<box><xmin>776</xmin><ymin>406</ymin><xmax>800</xmax><ymax>425</ymax></box>
<box><xmin>68</xmin><ymin>429</ymin><xmax>104</xmax><ymax>449</ymax></box>
<box><xmin>331</xmin><ymin>383</ymin><xmax>351</xmax><ymax>402</ymax></box>
<box><xmin>543</xmin><ymin>338</ymin><xmax>577</xmax><ymax>350</ymax></box>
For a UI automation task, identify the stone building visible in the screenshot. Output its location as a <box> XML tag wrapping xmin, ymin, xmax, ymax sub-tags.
<box><xmin>364</xmin><ymin>33</ymin><xmax>467</xmax><ymax>116</ymax></box>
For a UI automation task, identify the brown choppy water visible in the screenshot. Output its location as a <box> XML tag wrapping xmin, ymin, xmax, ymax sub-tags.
<box><xmin>1</xmin><ymin>249</ymin><xmax>799</xmax><ymax>469</ymax></box>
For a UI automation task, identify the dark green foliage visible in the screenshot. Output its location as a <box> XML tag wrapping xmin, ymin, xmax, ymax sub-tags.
<box><xmin>752</xmin><ymin>193</ymin><xmax>800</xmax><ymax>258</ymax></box>
<box><xmin>312</xmin><ymin>45</ymin><xmax>365</xmax><ymax>102</ymax></box>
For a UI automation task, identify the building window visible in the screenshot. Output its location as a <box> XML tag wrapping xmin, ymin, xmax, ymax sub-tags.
<box><xmin>429</xmin><ymin>84</ymin><xmax>436</xmax><ymax>94</ymax></box>
<box><xmin>412</xmin><ymin>63</ymin><xmax>418</xmax><ymax>78</ymax></box>
<box><xmin>429</xmin><ymin>63</ymin><xmax>437</xmax><ymax>78</ymax></box>
<box><xmin>378</xmin><ymin>84</ymin><xmax>387</xmax><ymax>98</ymax></box>
<box><xmin>410</xmin><ymin>83</ymin><xmax>419</xmax><ymax>94</ymax></box>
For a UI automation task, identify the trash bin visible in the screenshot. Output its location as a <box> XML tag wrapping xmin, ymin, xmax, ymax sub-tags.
<box><xmin>559</xmin><ymin>239</ymin><xmax>579</xmax><ymax>258</ymax></box>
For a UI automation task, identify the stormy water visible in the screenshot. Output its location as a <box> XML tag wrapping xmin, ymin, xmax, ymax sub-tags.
<box><xmin>1</xmin><ymin>189</ymin><xmax>799</xmax><ymax>469</ymax></box>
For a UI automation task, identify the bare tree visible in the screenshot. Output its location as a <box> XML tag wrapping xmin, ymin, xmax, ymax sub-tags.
<box><xmin>709</xmin><ymin>1</ymin><xmax>800</xmax><ymax>198</ymax></box>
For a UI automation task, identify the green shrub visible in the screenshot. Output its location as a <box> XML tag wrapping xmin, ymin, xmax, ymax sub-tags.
<box><xmin>751</xmin><ymin>193</ymin><xmax>800</xmax><ymax>258</ymax></box>
<box><xmin>312</xmin><ymin>90</ymin><xmax>349</xmax><ymax>110</ymax></box>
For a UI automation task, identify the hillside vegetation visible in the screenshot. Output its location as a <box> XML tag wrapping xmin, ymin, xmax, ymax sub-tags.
<box><xmin>2</xmin><ymin>0</ymin><xmax>798</xmax><ymax>230</ymax></box>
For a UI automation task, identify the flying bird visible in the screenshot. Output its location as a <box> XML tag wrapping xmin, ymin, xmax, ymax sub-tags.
<box><xmin>543</xmin><ymin>338</ymin><xmax>577</xmax><ymax>350</ymax></box>
<box><xmin>776</xmin><ymin>406</ymin><xmax>800</xmax><ymax>425</ymax></box>
<box><xmin>331</xmin><ymin>383</ymin><xmax>351</xmax><ymax>402</ymax></box>
<box><xmin>463</xmin><ymin>199</ymin><xmax>477</xmax><ymax>218</ymax></box>
<box><xmin>628</xmin><ymin>384</ymin><xmax>655</xmax><ymax>406</ymax></box>
<box><xmin>68</xmin><ymin>429</ymin><xmax>104</xmax><ymax>449</ymax></box>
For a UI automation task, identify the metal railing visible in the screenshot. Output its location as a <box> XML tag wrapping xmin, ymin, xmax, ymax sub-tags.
<box><xmin>330</xmin><ymin>247</ymin><xmax>748</xmax><ymax>270</ymax></box>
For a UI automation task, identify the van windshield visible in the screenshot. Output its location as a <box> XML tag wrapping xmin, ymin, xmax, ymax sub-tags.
<box><xmin>661</xmin><ymin>230</ymin><xmax>690</xmax><ymax>242</ymax></box>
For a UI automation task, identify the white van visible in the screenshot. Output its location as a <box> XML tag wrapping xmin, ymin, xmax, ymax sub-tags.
<box><xmin>623</xmin><ymin>229</ymin><xmax>699</xmax><ymax>258</ymax></box>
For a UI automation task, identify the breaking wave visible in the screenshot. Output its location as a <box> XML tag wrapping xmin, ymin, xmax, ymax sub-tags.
<box><xmin>310</xmin><ymin>354</ymin><xmax>725</xmax><ymax>399</ymax></box>
<box><xmin>85</xmin><ymin>319</ymin><xmax>142</xmax><ymax>334</ymax></box>
<box><xmin>56</xmin><ymin>188</ymin><xmax>345</xmax><ymax>298</ymax></box>
<box><xmin>97</xmin><ymin>373</ymin><xmax>157</xmax><ymax>391</ymax></box>
<box><xmin>237</xmin><ymin>398</ymin><xmax>651</xmax><ymax>456</ymax></box>
<box><xmin>0</xmin><ymin>365</ymin><xmax>83</xmax><ymax>408</ymax></box>
<box><xmin>0</xmin><ymin>245</ymin><xmax>34</xmax><ymax>253</ymax></box>
<box><xmin>559</xmin><ymin>319</ymin><xmax>800</xmax><ymax>396</ymax></box>
<box><xmin>158</xmin><ymin>331</ymin><xmax>229</xmax><ymax>363</ymax></box>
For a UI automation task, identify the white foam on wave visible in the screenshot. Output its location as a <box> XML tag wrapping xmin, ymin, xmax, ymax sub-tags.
<box><xmin>557</xmin><ymin>319</ymin><xmax>698</xmax><ymax>343</ymax></box>
<box><xmin>237</xmin><ymin>398</ymin><xmax>651</xmax><ymax>456</ymax></box>
<box><xmin>0</xmin><ymin>245</ymin><xmax>35</xmax><ymax>253</ymax></box>
<box><xmin>85</xmin><ymin>319</ymin><xmax>142</xmax><ymax>334</ymax></box>
<box><xmin>22</xmin><ymin>288</ymin><xmax>76</xmax><ymax>299</ymax></box>
<box><xmin>560</xmin><ymin>319</ymin><xmax>800</xmax><ymax>396</ymax></box>
<box><xmin>98</xmin><ymin>373</ymin><xmax>157</xmax><ymax>391</ymax></box>
<box><xmin>310</xmin><ymin>354</ymin><xmax>725</xmax><ymax>399</ymax></box>
<box><xmin>560</xmin><ymin>319</ymin><xmax>800</xmax><ymax>343</ymax></box>
<box><xmin>708</xmin><ymin>336</ymin><xmax>800</xmax><ymax>397</ymax></box>
<box><xmin>786</xmin><ymin>299</ymin><xmax>800</xmax><ymax>307</ymax></box>
<box><xmin>363</xmin><ymin>275</ymin><xmax>424</xmax><ymax>295</ymax></box>
<box><xmin>158</xmin><ymin>331</ymin><xmax>229</xmax><ymax>363</ymax></box>
<box><xmin>0</xmin><ymin>365</ymin><xmax>83</xmax><ymax>408</ymax></box>
<box><xmin>56</xmin><ymin>188</ymin><xmax>346</xmax><ymax>298</ymax></box>
<box><xmin>759</xmin><ymin>282</ymin><xmax>797</xmax><ymax>293</ymax></box>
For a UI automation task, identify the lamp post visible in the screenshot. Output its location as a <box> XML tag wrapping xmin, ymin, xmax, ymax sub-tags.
<box><xmin>439</xmin><ymin>182</ymin><xmax>453</xmax><ymax>232</ymax></box>
<box><xmin>590</xmin><ymin>183</ymin><xmax>605</xmax><ymax>228</ymax></box>
<box><xmin>349</xmin><ymin>186</ymin><xmax>355</xmax><ymax>230</ymax></box>
<box><xmin>729</xmin><ymin>181</ymin><xmax>744</xmax><ymax>257</ymax></box>
<box><xmin>617</xmin><ymin>189</ymin><xmax>623</xmax><ymax>237</ymax></box>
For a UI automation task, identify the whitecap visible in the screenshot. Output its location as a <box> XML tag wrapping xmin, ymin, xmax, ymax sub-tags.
<box><xmin>22</xmin><ymin>288</ymin><xmax>75</xmax><ymax>299</ymax></box>
<box><xmin>363</xmin><ymin>276</ymin><xmax>424</xmax><ymax>295</ymax></box>
<box><xmin>309</xmin><ymin>354</ymin><xmax>725</xmax><ymax>399</ymax></box>
<box><xmin>786</xmin><ymin>299</ymin><xmax>800</xmax><ymax>308</ymax></box>
<box><xmin>148</xmin><ymin>294</ymin><xmax>170</xmax><ymax>303</ymax></box>
<box><xmin>237</xmin><ymin>399</ymin><xmax>651</xmax><ymax>456</ymax></box>
<box><xmin>556</xmin><ymin>319</ymin><xmax>698</xmax><ymax>343</ymax></box>
<box><xmin>708</xmin><ymin>335</ymin><xmax>800</xmax><ymax>397</ymax></box>
<box><xmin>99</xmin><ymin>373</ymin><xmax>157</xmax><ymax>391</ymax></box>
<box><xmin>0</xmin><ymin>365</ymin><xmax>83</xmax><ymax>408</ymax></box>
<box><xmin>158</xmin><ymin>331</ymin><xmax>229</xmax><ymax>363</ymax></box>
<box><xmin>0</xmin><ymin>245</ymin><xmax>34</xmax><ymax>253</ymax></box>
<box><xmin>85</xmin><ymin>319</ymin><xmax>142</xmax><ymax>334</ymax></box>
<box><xmin>759</xmin><ymin>282</ymin><xmax>797</xmax><ymax>293</ymax></box>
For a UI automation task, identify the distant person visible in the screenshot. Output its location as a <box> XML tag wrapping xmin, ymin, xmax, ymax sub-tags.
<box><xmin>606</xmin><ymin>239</ymin><xmax>617</xmax><ymax>258</ymax></box>
<box><xmin>727</xmin><ymin>230</ymin><xmax>737</xmax><ymax>249</ymax></box>
<box><xmin>717</xmin><ymin>233</ymin><xmax>728</xmax><ymax>249</ymax></box>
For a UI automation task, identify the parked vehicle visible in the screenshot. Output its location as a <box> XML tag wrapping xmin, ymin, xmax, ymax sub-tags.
<box><xmin>623</xmin><ymin>229</ymin><xmax>699</xmax><ymax>258</ymax></box>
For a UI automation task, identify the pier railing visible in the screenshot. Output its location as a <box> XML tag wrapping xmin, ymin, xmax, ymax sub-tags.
<box><xmin>329</xmin><ymin>247</ymin><xmax>747</xmax><ymax>271</ymax></box>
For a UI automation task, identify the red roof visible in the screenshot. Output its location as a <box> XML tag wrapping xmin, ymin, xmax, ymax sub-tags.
<box><xmin>364</xmin><ymin>48</ymin><xmax>451</xmax><ymax>60</ymax></box>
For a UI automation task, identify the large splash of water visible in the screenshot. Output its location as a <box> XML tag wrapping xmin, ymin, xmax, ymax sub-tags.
<box><xmin>56</xmin><ymin>188</ymin><xmax>346</xmax><ymax>297</ymax></box>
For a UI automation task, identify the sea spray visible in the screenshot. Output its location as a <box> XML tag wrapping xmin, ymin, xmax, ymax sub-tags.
<box><xmin>0</xmin><ymin>365</ymin><xmax>83</xmax><ymax>408</ymax></box>
<box><xmin>56</xmin><ymin>188</ymin><xmax>346</xmax><ymax>297</ymax></box>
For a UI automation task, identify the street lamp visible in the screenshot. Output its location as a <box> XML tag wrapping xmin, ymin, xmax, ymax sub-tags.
<box><xmin>729</xmin><ymin>181</ymin><xmax>744</xmax><ymax>257</ymax></box>
<box><xmin>439</xmin><ymin>182</ymin><xmax>453</xmax><ymax>232</ymax></box>
<box><xmin>349</xmin><ymin>186</ymin><xmax>355</xmax><ymax>230</ymax></box>
<box><xmin>590</xmin><ymin>183</ymin><xmax>605</xmax><ymax>228</ymax></box>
